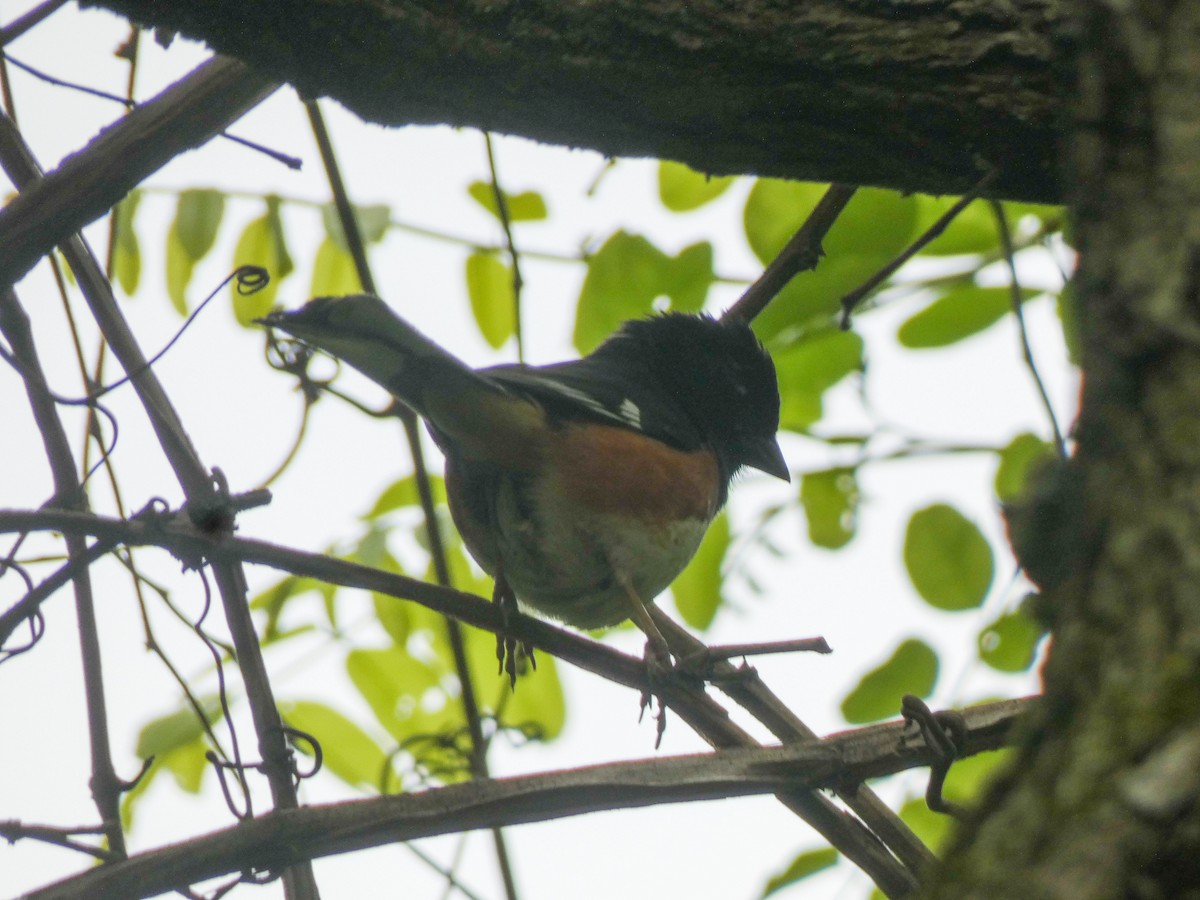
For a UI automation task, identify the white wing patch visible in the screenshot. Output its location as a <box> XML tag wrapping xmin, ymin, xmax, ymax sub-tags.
<box><xmin>618</xmin><ymin>397</ymin><xmax>642</xmax><ymax>430</ymax></box>
<box><xmin>522</xmin><ymin>379</ymin><xmax>643</xmax><ymax>431</ymax></box>
<box><xmin>539</xmin><ymin>382</ymin><xmax>621</xmax><ymax>421</ymax></box>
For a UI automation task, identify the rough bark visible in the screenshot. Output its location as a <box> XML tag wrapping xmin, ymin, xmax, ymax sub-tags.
<box><xmin>928</xmin><ymin>0</ymin><xmax>1200</xmax><ymax>896</ymax></box>
<box><xmin>86</xmin><ymin>0</ymin><xmax>1066</xmax><ymax>203</ymax></box>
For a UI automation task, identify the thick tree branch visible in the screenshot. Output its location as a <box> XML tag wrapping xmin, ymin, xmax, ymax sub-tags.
<box><xmin>85</xmin><ymin>0</ymin><xmax>1065</xmax><ymax>202</ymax></box>
<box><xmin>0</xmin><ymin>506</ymin><xmax>918</xmax><ymax>894</ymax></box>
<box><xmin>0</xmin><ymin>56</ymin><xmax>277</xmax><ymax>290</ymax></box>
<box><xmin>25</xmin><ymin>697</ymin><xmax>1027</xmax><ymax>900</ymax></box>
<box><xmin>928</xmin><ymin>0</ymin><xmax>1200</xmax><ymax>896</ymax></box>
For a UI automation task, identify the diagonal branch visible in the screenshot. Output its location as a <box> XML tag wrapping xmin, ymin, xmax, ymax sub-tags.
<box><xmin>24</xmin><ymin>696</ymin><xmax>1028</xmax><ymax>900</ymax></box>
<box><xmin>0</xmin><ymin>291</ymin><xmax>126</xmax><ymax>858</ymax></box>
<box><xmin>723</xmin><ymin>184</ymin><xmax>858</xmax><ymax>326</ymax></box>
<box><xmin>1</xmin><ymin>506</ymin><xmax>921</xmax><ymax>896</ymax></box>
<box><xmin>0</xmin><ymin>55</ymin><xmax>278</xmax><ymax>289</ymax></box>
<box><xmin>0</xmin><ymin>87</ymin><xmax>318</xmax><ymax>899</ymax></box>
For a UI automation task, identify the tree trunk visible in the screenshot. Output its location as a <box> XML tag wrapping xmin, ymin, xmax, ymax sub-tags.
<box><xmin>86</xmin><ymin>0</ymin><xmax>1065</xmax><ymax>202</ymax></box>
<box><xmin>929</xmin><ymin>1</ymin><xmax>1200</xmax><ymax>895</ymax></box>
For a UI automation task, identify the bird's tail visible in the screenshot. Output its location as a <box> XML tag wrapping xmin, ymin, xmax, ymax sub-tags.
<box><xmin>259</xmin><ymin>294</ymin><xmax>542</xmax><ymax>459</ymax></box>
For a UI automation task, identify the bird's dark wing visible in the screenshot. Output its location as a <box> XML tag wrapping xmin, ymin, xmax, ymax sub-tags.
<box><xmin>483</xmin><ymin>357</ymin><xmax>704</xmax><ymax>452</ymax></box>
<box><xmin>261</xmin><ymin>295</ymin><xmax>546</xmax><ymax>466</ymax></box>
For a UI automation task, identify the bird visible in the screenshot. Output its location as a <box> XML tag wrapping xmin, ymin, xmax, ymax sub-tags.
<box><xmin>260</xmin><ymin>294</ymin><xmax>789</xmax><ymax>683</ymax></box>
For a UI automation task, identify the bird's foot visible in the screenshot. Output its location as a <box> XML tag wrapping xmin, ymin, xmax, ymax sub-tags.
<box><xmin>494</xmin><ymin>576</ymin><xmax>535</xmax><ymax>689</ymax></box>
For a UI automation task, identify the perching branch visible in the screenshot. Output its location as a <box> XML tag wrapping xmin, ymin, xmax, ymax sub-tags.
<box><xmin>25</xmin><ymin>696</ymin><xmax>1028</xmax><ymax>900</ymax></box>
<box><xmin>0</xmin><ymin>505</ymin><xmax>919</xmax><ymax>895</ymax></box>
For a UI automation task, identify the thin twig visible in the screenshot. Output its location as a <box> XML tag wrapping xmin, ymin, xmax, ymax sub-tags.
<box><xmin>990</xmin><ymin>200</ymin><xmax>1067</xmax><ymax>457</ymax></box>
<box><xmin>0</xmin><ymin>93</ymin><xmax>319</xmax><ymax>900</ymax></box>
<box><xmin>724</xmin><ymin>184</ymin><xmax>857</xmax><ymax>325</ymax></box>
<box><xmin>0</xmin><ymin>57</ymin><xmax>281</xmax><ymax>289</ymax></box>
<box><xmin>701</xmin><ymin>636</ymin><xmax>832</xmax><ymax>662</ymax></box>
<box><xmin>3</xmin><ymin>52</ymin><xmax>300</xmax><ymax>169</ymax></box>
<box><xmin>839</xmin><ymin>170</ymin><xmax>1000</xmax><ymax>328</ymax></box>
<box><xmin>651</xmin><ymin>608</ymin><xmax>938</xmax><ymax>878</ymax></box>
<box><xmin>0</xmin><ymin>289</ymin><xmax>127</xmax><ymax>859</ymax></box>
<box><xmin>305</xmin><ymin>100</ymin><xmax>376</xmax><ymax>295</ymax></box>
<box><xmin>306</xmin><ymin>99</ymin><xmax>520</xmax><ymax>900</ymax></box>
<box><xmin>0</xmin><ymin>0</ymin><xmax>69</xmax><ymax>47</ymax></box>
<box><xmin>483</xmin><ymin>132</ymin><xmax>525</xmax><ymax>359</ymax></box>
<box><xmin>0</xmin><ymin>820</ymin><xmax>110</xmax><ymax>861</ymax></box>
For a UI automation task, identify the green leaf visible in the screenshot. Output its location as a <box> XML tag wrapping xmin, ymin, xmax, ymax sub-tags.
<box><xmin>574</xmin><ymin>231</ymin><xmax>670</xmax><ymax>353</ymax></box>
<box><xmin>467</xmin><ymin>181</ymin><xmax>548</xmax><ymax>222</ymax></box>
<box><xmin>465</xmin><ymin>250</ymin><xmax>516</xmax><ymax>348</ymax></box>
<box><xmin>743</xmin><ymin>180</ymin><xmax>831</xmax><ymax>264</ymax></box>
<box><xmin>672</xmin><ymin>512</ymin><xmax>730</xmax><ymax>629</ymax></box>
<box><xmin>658</xmin><ymin>161</ymin><xmax>734</xmax><ymax>212</ymax></box>
<box><xmin>282</xmin><ymin>700</ymin><xmax>392</xmax><ymax>791</ymax></box>
<box><xmin>468</xmin><ymin>625</ymin><xmax>567</xmax><ymax>740</ymax></box>
<box><xmin>800</xmin><ymin>467</ymin><xmax>859</xmax><ymax>549</ymax></box>
<box><xmin>662</xmin><ymin>241</ymin><xmax>715</xmax><ymax>313</ymax></box>
<box><xmin>897</xmin><ymin>796</ymin><xmax>954</xmax><ymax>853</ymax></box>
<box><xmin>744</xmin><ymin>183</ymin><xmax>919</xmax><ymax>340</ymax></box>
<box><xmin>911</xmin><ymin>196</ymin><xmax>998</xmax><ymax>257</ymax></box>
<box><xmin>310</xmin><ymin>236</ymin><xmax>361</xmax><ymax>297</ymax></box>
<box><xmin>232</xmin><ymin>197</ymin><xmax>293</xmax><ymax>326</ymax></box>
<box><xmin>349</xmin><ymin>523</ymin><xmax>400</xmax><ymax>571</ymax></box>
<box><xmin>745</xmin><ymin>181</ymin><xmax>919</xmax><ymax>263</ymax></box>
<box><xmin>823</xmin><ymin>187</ymin><xmax>921</xmax><ymax>258</ymax></box>
<box><xmin>250</xmin><ymin>574</ymin><xmax>333</xmax><ymax>643</ymax></box>
<box><xmin>346</xmin><ymin>646</ymin><xmax>452</xmax><ymax>743</ymax></box>
<box><xmin>897</xmin><ymin>285</ymin><xmax>1035</xmax><ymax>349</ymax></box>
<box><xmin>160</xmin><ymin>738</ymin><xmax>210</xmax><ymax>793</ymax></box>
<box><xmin>321</xmin><ymin>202</ymin><xmax>392</xmax><ymax>249</ymax></box>
<box><xmin>978</xmin><ymin>606</ymin><xmax>1044</xmax><ymax>672</ymax></box>
<box><xmin>112</xmin><ymin>190</ymin><xmax>141</xmax><ymax>295</ymax></box>
<box><xmin>365</xmin><ymin>475</ymin><xmax>448</xmax><ymax>518</ymax></box>
<box><xmin>943</xmin><ymin>748</ymin><xmax>1010</xmax><ymax>805</ymax></box>
<box><xmin>904</xmin><ymin>504</ymin><xmax>995</xmax><ymax>611</ymax></box>
<box><xmin>762</xmin><ymin>847</ymin><xmax>839</xmax><ymax>897</ymax></box>
<box><xmin>1057</xmin><ymin>279</ymin><xmax>1081</xmax><ymax>365</ymax></box>
<box><xmin>841</xmin><ymin>638</ymin><xmax>938</xmax><ymax>724</ymax></box>
<box><xmin>165</xmin><ymin>184</ymin><xmax>226</xmax><ymax>313</ymax></box>
<box><xmin>373</xmin><ymin>593</ymin><xmax>412</xmax><ymax>646</ymax></box>
<box><xmin>994</xmin><ymin>433</ymin><xmax>1055</xmax><ymax>502</ymax></box>
<box><xmin>173</xmin><ymin>188</ymin><xmax>225</xmax><ymax>261</ymax></box>
<box><xmin>165</xmin><ymin>228</ymin><xmax>194</xmax><ymax>315</ymax></box>
<box><xmin>136</xmin><ymin>699</ymin><xmax>220</xmax><ymax>758</ymax></box>
<box><xmin>773</xmin><ymin>329</ymin><xmax>863</xmax><ymax>431</ymax></box>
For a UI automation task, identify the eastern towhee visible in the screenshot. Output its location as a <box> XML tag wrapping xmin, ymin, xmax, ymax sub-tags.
<box><xmin>261</xmin><ymin>295</ymin><xmax>789</xmax><ymax>680</ymax></box>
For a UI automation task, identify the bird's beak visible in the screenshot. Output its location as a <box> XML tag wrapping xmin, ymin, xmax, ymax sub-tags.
<box><xmin>741</xmin><ymin>435</ymin><xmax>790</xmax><ymax>482</ymax></box>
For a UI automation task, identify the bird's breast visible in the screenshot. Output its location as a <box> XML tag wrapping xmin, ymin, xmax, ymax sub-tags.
<box><xmin>485</xmin><ymin>423</ymin><xmax>721</xmax><ymax>628</ymax></box>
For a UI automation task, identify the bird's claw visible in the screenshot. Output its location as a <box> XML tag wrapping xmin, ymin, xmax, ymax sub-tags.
<box><xmin>494</xmin><ymin>576</ymin><xmax>535</xmax><ymax>689</ymax></box>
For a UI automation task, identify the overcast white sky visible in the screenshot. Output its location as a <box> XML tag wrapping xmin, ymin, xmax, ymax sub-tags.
<box><xmin>1</xmin><ymin>4</ymin><xmax>1072</xmax><ymax>898</ymax></box>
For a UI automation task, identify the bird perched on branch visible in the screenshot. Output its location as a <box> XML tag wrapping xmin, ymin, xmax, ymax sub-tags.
<box><xmin>261</xmin><ymin>295</ymin><xmax>789</xmax><ymax>683</ymax></box>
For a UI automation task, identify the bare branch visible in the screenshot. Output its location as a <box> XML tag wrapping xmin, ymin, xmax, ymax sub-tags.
<box><xmin>88</xmin><ymin>0</ymin><xmax>1061</xmax><ymax>202</ymax></box>
<box><xmin>0</xmin><ymin>56</ymin><xmax>278</xmax><ymax>289</ymax></box>
<box><xmin>26</xmin><ymin>697</ymin><xmax>1030</xmax><ymax>900</ymax></box>
<box><xmin>723</xmin><ymin>184</ymin><xmax>858</xmax><ymax>326</ymax></box>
